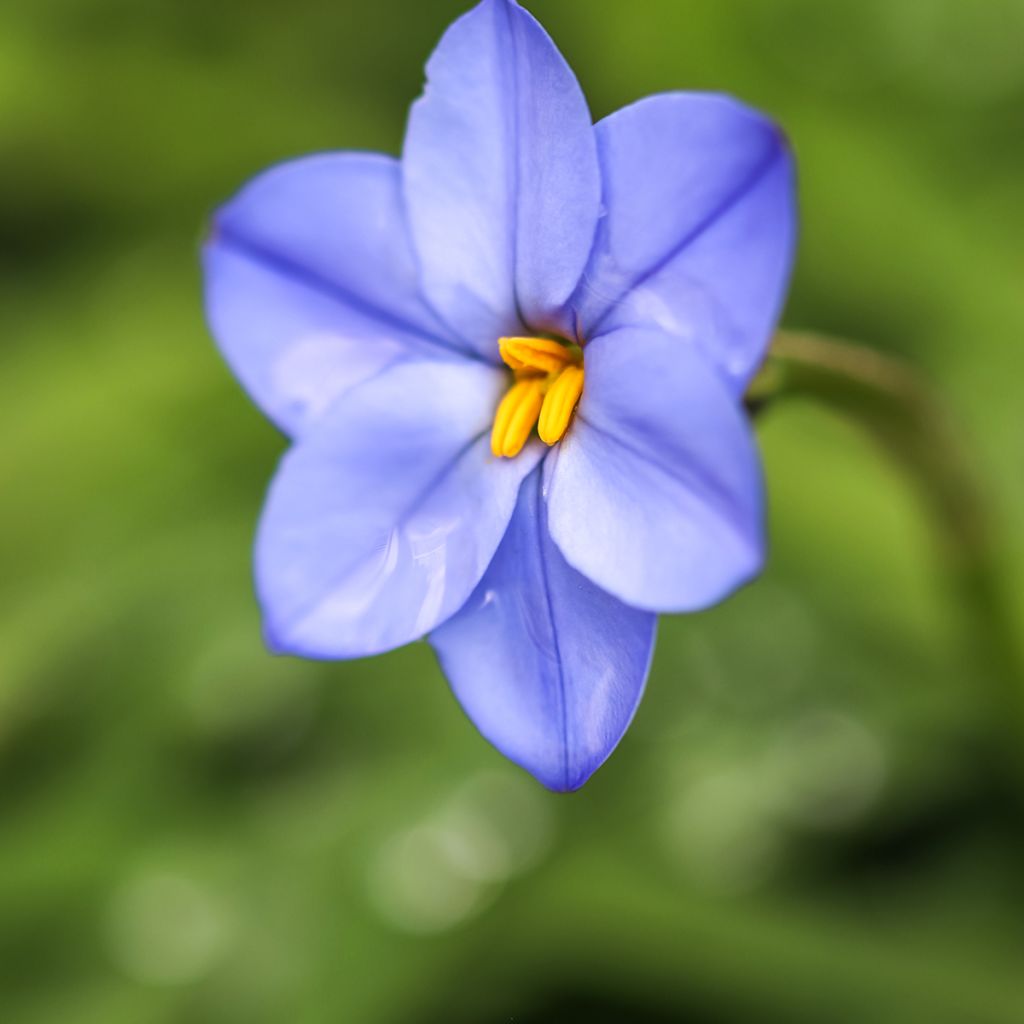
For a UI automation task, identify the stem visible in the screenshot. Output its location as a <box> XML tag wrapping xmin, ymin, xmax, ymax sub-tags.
<box><xmin>750</xmin><ymin>330</ymin><xmax>1024</xmax><ymax>790</ymax></box>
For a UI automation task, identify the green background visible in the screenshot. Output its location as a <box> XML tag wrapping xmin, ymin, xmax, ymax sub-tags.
<box><xmin>2</xmin><ymin>0</ymin><xmax>1023</xmax><ymax>1020</ymax></box>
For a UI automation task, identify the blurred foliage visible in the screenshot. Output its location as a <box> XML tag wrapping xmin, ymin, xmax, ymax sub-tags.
<box><xmin>1</xmin><ymin>0</ymin><xmax>1024</xmax><ymax>1021</ymax></box>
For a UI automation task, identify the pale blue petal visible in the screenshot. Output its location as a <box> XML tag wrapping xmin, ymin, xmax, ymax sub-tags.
<box><xmin>546</xmin><ymin>328</ymin><xmax>764</xmax><ymax>612</ymax></box>
<box><xmin>432</xmin><ymin>469</ymin><xmax>656</xmax><ymax>792</ymax></box>
<box><xmin>573</xmin><ymin>93</ymin><xmax>796</xmax><ymax>394</ymax></box>
<box><xmin>204</xmin><ymin>153</ymin><xmax>466</xmax><ymax>437</ymax></box>
<box><xmin>403</xmin><ymin>0</ymin><xmax>601</xmax><ymax>349</ymax></box>
<box><xmin>257</xmin><ymin>360</ymin><xmax>542</xmax><ymax>658</ymax></box>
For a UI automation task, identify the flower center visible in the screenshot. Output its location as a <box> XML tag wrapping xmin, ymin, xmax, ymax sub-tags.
<box><xmin>490</xmin><ymin>336</ymin><xmax>584</xmax><ymax>458</ymax></box>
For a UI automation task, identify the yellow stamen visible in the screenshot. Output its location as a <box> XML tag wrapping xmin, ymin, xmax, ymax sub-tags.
<box><xmin>538</xmin><ymin>365</ymin><xmax>585</xmax><ymax>445</ymax></box>
<box><xmin>491</xmin><ymin>335</ymin><xmax>585</xmax><ymax>458</ymax></box>
<box><xmin>490</xmin><ymin>377</ymin><xmax>544</xmax><ymax>458</ymax></box>
<box><xmin>499</xmin><ymin>336</ymin><xmax>575</xmax><ymax>376</ymax></box>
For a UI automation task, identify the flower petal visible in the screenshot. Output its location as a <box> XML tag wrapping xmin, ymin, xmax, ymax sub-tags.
<box><xmin>546</xmin><ymin>328</ymin><xmax>765</xmax><ymax>613</ymax></box>
<box><xmin>204</xmin><ymin>153</ymin><xmax>466</xmax><ymax>438</ymax></box>
<box><xmin>257</xmin><ymin>360</ymin><xmax>542</xmax><ymax>657</ymax></box>
<box><xmin>574</xmin><ymin>93</ymin><xmax>796</xmax><ymax>395</ymax></box>
<box><xmin>403</xmin><ymin>0</ymin><xmax>601</xmax><ymax>350</ymax></box>
<box><xmin>432</xmin><ymin>468</ymin><xmax>656</xmax><ymax>792</ymax></box>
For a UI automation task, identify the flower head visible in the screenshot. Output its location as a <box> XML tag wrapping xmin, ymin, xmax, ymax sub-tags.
<box><xmin>202</xmin><ymin>0</ymin><xmax>796</xmax><ymax>791</ymax></box>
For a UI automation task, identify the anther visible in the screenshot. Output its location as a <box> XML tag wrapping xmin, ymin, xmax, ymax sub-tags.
<box><xmin>499</xmin><ymin>336</ymin><xmax>575</xmax><ymax>376</ymax></box>
<box><xmin>538</xmin><ymin>365</ymin><xmax>584</xmax><ymax>445</ymax></box>
<box><xmin>490</xmin><ymin>377</ymin><xmax>545</xmax><ymax>458</ymax></box>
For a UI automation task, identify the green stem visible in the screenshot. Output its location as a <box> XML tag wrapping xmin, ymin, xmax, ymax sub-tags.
<box><xmin>750</xmin><ymin>330</ymin><xmax>1024</xmax><ymax>789</ymax></box>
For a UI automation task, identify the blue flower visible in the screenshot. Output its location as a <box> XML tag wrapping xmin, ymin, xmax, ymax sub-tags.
<box><xmin>202</xmin><ymin>0</ymin><xmax>796</xmax><ymax>791</ymax></box>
